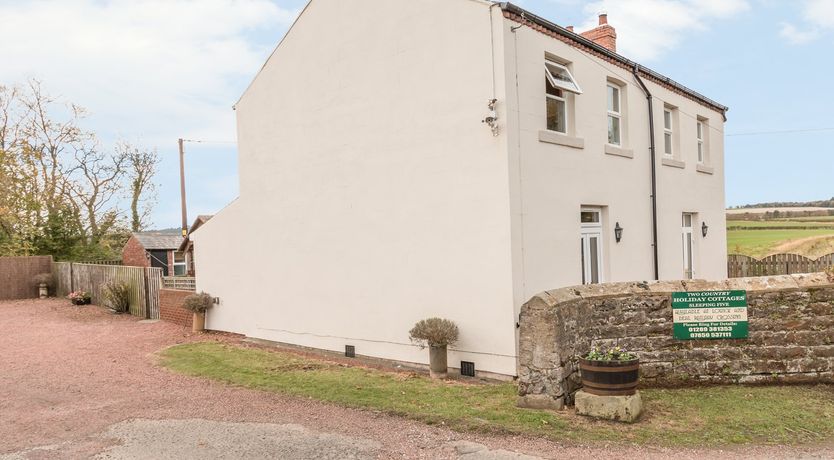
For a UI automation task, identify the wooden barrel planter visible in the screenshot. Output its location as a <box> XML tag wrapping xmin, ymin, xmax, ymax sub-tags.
<box><xmin>578</xmin><ymin>358</ymin><xmax>639</xmax><ymax>396</ymax></box>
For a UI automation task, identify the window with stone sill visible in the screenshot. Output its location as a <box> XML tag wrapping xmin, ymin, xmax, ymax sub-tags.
<box><xmin>545</xmin><ymin>60</ymin><xmax>581</xmax><ymax>135</ymax></box>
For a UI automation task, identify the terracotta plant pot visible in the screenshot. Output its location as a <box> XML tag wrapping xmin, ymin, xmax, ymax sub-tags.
<box><xmin>38</xmin><ymin>283</ymin><xmax>48</xmax><ymax>299</ymax></box>
<box><xmin>578</xmin><ymin>358</ymin><xmax>640</xmax><ymax>396</ymax></box>
<box><xmin>192</xmin><ymin>312</ymin><xmax>206</xmax><ymax>333</ymax></box>
<box><xmin>429</xmin><ymin>344</ymin><xmax>448</xmax><ymax>379</ymax></box>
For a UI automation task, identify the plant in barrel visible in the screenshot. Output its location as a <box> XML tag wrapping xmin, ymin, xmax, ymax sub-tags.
<box><xmin>578</xmin><ymin>346</ymin><xmax>639</xmax><ymax>396</ymax></box>
<box><xmin>409</xmin><ymin>318</ymin><xmax>459</xmax><ymax>379</ymax></box>
<box><xmin>183</xmin><ymin>292</ymin><xmax>214</xmax><ymax>332</ymax></box>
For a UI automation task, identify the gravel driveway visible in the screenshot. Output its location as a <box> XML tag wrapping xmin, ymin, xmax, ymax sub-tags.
<box><xmin>1</xmin><ymin>299</ymin><xmax>832</xmax><ymax>459</ymax></box>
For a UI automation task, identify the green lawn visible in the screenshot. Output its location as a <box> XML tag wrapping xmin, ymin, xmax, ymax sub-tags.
<box><xmin>159</xmin><ymin>342</ymin><xmax>834</xmax><ymax>447</ymax></box>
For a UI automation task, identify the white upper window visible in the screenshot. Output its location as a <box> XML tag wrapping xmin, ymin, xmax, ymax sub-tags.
<box><xmin>696</xmin><ymin>120</ymin><xmax>705</xmax><ymax>164</ymax></box>
<box><xmin>607</xmin><ymin>84</ymin><xmax>621</xmax><ymax>146</ymax></box>
<box><xmin>545</xmin><ymin>61</ymin><xmax>582</xmax><ymax>94</ymax></box>
<box><xmin>546</xmin><ymin>77</ymin><xmax>567</xmax><ymax>134</ymax></box>
<box><xmin>663</xmin><ymin>109</ymin><xmax>674</xmax><ymax>156</ymax></box>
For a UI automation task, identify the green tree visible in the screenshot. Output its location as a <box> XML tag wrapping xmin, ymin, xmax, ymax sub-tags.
<box><xmin>0</xmin><ymin>80</ymin><xmax>158</xmax><ymax>260</ymax></box>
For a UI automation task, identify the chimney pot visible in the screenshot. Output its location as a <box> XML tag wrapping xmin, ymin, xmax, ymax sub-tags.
<box><xmin>580</xmin><ymin>14</ymin><xmax>617</xmax><ymax>52</ymax></box>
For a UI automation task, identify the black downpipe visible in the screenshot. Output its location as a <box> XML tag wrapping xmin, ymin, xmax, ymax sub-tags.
<box><xmin>632</xmin><ymin>64</ymin><xmax>660</xmax><ymax>281</ymax></box>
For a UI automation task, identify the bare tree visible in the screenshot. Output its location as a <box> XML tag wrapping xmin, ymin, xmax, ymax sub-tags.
<box><xmin>0</xmin><ymin>79</ymin><xmax>160</xmax><ymax>258</ymax></box>
<box><xmin>68</xmin><ymin>146</ymin><xmax>127</xmax><ymax>242</ymax></box>
<box><xmin>121</xmin><ymin>142</ymin><xmax>159</xmax><ymax>232</ymax></box>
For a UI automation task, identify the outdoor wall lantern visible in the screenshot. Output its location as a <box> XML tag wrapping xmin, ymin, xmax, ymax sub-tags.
<box><xmin>702</xmin><ymin>222</ymin><xmax>709</xmax><ymax>238</ymax></box>
<box><xmin>614</xmin><ymin>222</ymin><xmax>623</xmax><ymax>243</ymax></box>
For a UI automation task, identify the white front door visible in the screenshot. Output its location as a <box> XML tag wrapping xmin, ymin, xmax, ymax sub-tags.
<box><xmin>580</xmin><ymin>208</ymin><xmax>603</xmax><ymax>285</ymax></box>
<box><xmin>682</xmin><ymin>213</ymin><xmax>694</xmax><ymax>279</ymax></box>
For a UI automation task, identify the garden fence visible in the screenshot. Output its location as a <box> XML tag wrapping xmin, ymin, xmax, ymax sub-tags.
<box><xmin>0</xmin><ymin>256</ymin><xmax>53</xmax><ymax>300</ymax></box>
<box><xmin>53</xmin><ymin>262</ymin><xmax>162</xmax><ymax>319</ymax></box>
<box><xmin>68</xmin><ymin>259</ymin><xmax>122</xmax><ymax>266</ymax></box>
<box><xmin>728</xmin><ymin>253</ymin><xmax>834</xmax><ymax>278</ymax></box>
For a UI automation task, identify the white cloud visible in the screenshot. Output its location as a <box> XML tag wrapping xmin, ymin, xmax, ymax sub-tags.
<box><xmin>780</xmin><ymin>0</ymin><xmax>834</xmax><ymax>45</ymax></box>
<box><xmin>575</xmin><ymin>0</ymin><xmax>750</xmax><ymax>61</ymax></box>
<box><xmin>805</xmin><ymin>0</ymin><xmax>834</xmax><ymax>28</ymax></box>
<box><xmin>779</xmin><ymin>22</ymin><xmax>821</xmax><ymax>44</ymax></box>
<box><xmin>0</xmin><ymin>0</ymin><xmax>299</xmax><ymax>145</ymax></box>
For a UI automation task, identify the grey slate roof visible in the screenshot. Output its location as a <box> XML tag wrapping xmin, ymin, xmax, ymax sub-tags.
<box><xmin>133</xmin><ymin>232</ymin><xmax>184</xmax><ymax>251</ymax></box>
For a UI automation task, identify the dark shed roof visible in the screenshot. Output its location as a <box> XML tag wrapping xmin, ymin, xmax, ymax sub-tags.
<box><xmin>133</xmin><ymin>232</ymin><xmax>184</xmax><ymax>251</ymax></box>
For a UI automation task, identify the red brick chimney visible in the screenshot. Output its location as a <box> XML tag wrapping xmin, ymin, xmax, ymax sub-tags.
<box><xmin>581</xmin><ymin>13</ymin><xmax>617</xmax><ymax>53</ymax></box>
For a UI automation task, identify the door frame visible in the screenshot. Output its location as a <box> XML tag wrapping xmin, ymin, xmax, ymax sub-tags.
<box><xmin>580</xmin><ymin>207</ymin><xmax>604</xmax><ymax>285</ymax></box>
<box><xmin>148</xmin><ymin>250</ymin><xmax>169</xmax><ymax>277</ymax></box>
<box><xmin>682</xmin><ymin>213</ymin><xmax>695</xmax><ymax>279</ymax></box>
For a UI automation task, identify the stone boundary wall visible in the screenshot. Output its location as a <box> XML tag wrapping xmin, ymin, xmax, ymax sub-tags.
<box><xmin>160</xmin><ymin>289</ymin><xmax>193</xmax><ymax>328</ymax></box>
<box><xmin>0</xmin><ymin>256</ymin><xmax>53</xmax><ymax>300</ymax></box>
<box><xmin>517</xmin><ymin>273</ymin><xmax>834</xmax><ymax>409</ymax></box>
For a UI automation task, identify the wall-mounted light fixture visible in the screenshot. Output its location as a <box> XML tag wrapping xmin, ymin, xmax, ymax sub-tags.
<box><xmin>482</xmin><ymin>99</ymin><xmax>499</xmax><ymax>136</ymax></box>
<box><xmin>702</xmin><ymin>222</ymin><xmax>709</xmax><ymax>238</ymax></box>
<box><xmin>614</xmin><ymin>222</ymin><xmax>623</xmax><ymax>243</ymax></box>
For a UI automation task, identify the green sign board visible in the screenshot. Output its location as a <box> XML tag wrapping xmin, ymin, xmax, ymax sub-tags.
<box><xmin>672</xmin><ymin>290</ymin><xmax>748</xmax><ymax>340</ymax></box>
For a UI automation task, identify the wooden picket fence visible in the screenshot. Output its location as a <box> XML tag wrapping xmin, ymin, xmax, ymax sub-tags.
<box><xmin>728</xmin><ymin>253</ymin><xmax>834</xmax><ymax>278</ymax></box>
<box><xmin>70</xmin><ymin>259</ymin><xmax>122</xmax><ymax>266</ymax></box>
<box><xmin>53</xmin><ymin>262</ymin><xmax>162</xmax><ymax>319</ymax></box>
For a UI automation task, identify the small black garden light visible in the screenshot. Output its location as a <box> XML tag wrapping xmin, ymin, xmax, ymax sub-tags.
<box><xmin>614</xmin><ymin>222</ymin><xmax>623</xmax><ymax>243</ymax></box>
<box><xmin>702</xmin><ymin>221</ymin><xmax>709</xmax><ymax>237</ymax></box>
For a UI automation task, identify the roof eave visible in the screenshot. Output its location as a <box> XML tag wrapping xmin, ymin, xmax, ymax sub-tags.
<box><xmin>499</xmin><ymin>2</ymin><xmax>729</xmax><ymax>117</ymax></box>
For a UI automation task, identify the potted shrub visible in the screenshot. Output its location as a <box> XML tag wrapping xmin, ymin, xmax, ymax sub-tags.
<box><xmin>409</xmin><ymin>317</ymin><xmax>459</xmax><ymax>379</ymax></box>
<box><xmin>578</xmin><ymin>346</ymin><xmax>639</xmax><ymax>396</ymax></box>
<box><xmin>183</xmin><ymin>292</ymin><xmax>213</xmax><ymax>332</ymax></box>
<box><xmin>67</xmin><ymin>291</ymin><xmax>92</xmax><ymax>306</ymax></box>
<box><xmin>101</xmin><ymin>280</ymin><xmax>131</xmax><ymax>314</ymax></box>
<box><xmin>33</xmin><ymin>273</ymin><xmax>53</xmax><ymax>299</ymax></box>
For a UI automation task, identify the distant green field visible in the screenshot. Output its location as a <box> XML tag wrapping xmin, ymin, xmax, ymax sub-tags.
<box><xmin>727</xmin><ymin>220</ymin><xmax>834</xmax><ymax>229</ymax></box>
<box><xmin>778</xmin><ymin>215</ymin><xmax>834</xmax><ymax>222</ymax></box>
<box><xmin>727</xmin><ymin>228</ymin><xmax>834</xmax><ymax>258</ymax></box>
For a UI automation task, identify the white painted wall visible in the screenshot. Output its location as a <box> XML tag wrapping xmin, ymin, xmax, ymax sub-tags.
<box><xmin>194</xmin><ymin>0</ymin><xmax>728</xmax><ymax>377</ymax></box>
<box><xmin>193</xmin><ymin>0</ymin><xmax>519</xmax><ymax>375</ymax></box>
<box><xmin>501</xmin><ymin>20</ymin><xmax>728</xmax><ymax>310</ymax></box>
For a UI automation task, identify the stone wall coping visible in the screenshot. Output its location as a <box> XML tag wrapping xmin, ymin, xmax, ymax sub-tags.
<box><xmin>533</xmin><ymin>273</ymin><xmax>834</xmax><ymax>309</ymax></box>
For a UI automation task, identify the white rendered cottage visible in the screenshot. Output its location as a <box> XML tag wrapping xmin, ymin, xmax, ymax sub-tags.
<box><xmin>192</xmin><ymin>0</ymin><xmax>728</xmax><ymax>377</ymax></box>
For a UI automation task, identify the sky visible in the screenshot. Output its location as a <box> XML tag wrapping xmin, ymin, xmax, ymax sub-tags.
<box><xmin>0</xmin><ymin>0</ymin><xmax>832</xmax><ymax>229</ymax></box>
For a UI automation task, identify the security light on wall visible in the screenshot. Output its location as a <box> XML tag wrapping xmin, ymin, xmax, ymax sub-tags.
<box><xmin>614</xmin><ymin>222</ymin><xmax>623</xmax><ymax>243</ymax></box>
<box><xmin>702</xmin><ymin>222</ymin><xmax>709</xmax><ymax>238</ymax></box>
<box><xmin>482</xmin><ymin>99</ymin><xmax>499</xmax><ymax>136</ymax></box>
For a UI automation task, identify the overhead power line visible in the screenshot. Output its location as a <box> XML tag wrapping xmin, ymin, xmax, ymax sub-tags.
<box><xmin>726</xmin><ymin>127</ymin><xmax>834</xmax><ymax>137</ymax></box>
<box><xmin>181</xmin><ymin>139</ymin><xmax>237</xmax><ymax>145</ymax></box>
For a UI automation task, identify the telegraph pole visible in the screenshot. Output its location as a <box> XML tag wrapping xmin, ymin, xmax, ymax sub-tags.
<box><xmin>178</xmin><ymin>138</ymin><xmax>188</xmax><ymax>237</ymax></box>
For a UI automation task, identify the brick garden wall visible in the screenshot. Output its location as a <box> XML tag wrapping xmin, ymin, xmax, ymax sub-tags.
<box><xmin>160</xmin><ymin>289</ymin><xmax>193</xmax><ymax>328</ymax></box>
<box><xmin>0</xmin><ymin>256</ymin><xmax>53</xmax><ymax>300</ymax></box>
<box><xmin>517</xmin><ymin>273</ymin><xmax>834</xmax><ymax>408</ymax></box>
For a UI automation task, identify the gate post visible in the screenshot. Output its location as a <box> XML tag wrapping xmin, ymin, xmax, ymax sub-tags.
<box><xmin>143</xmin><ymin>267</ymin><xmax>151</xmax><ymax>319</ymax></box>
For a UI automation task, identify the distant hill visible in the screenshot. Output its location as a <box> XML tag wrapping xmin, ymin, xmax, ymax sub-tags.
<box><xmin>731</xmin><ymin>197</ymin><xmax>834</xmax><ymax>209</ymax></box>
<box><xmin>146</xmin><ymin>227</ymin><xmax>182</xmax><ymax>234</ymax></box>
